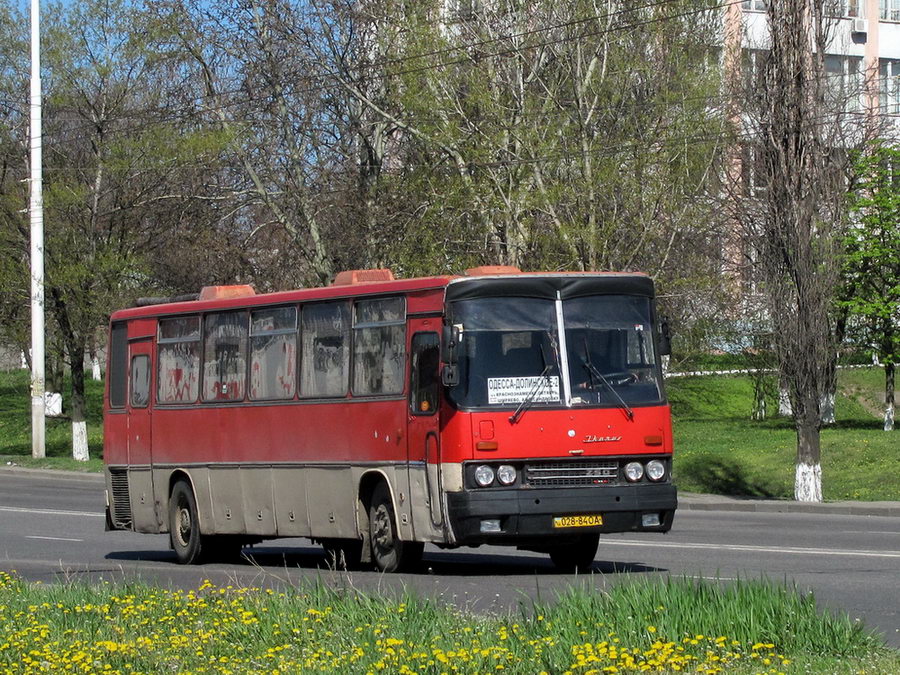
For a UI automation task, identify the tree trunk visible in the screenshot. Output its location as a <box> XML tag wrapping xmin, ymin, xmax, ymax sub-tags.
<box><xmin>778</xmin><ymin>378</ymin><xmax>792</xmax><ymax>417</ymax></box>
<box><xmin>885</xmin><ymin>362</ymin><xmax>895</xmax><ymax>432</ymax></box>
<box><xmin>820</xmin><ymin>391</ymin><xmax>835</xmax><ymax>425</ymax></box>
<box><xmin>69</xmin><ymin>344</ymin><xmax>89</xmax><ymax>462</ymax></box>
<box><xmin>795</xmin><ymin>399</ymin><xmax>822</xmax><ymax>502</ymax></box>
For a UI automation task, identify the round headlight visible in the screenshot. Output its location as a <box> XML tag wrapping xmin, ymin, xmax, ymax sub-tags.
<box><xmin>497</xmin><ymin>465</ymin><xmax>517</xmax><ymax>485</ymax></box>
<box><xmin>624</xmin><ymin>462</ymin><xmax>644</xmax><ymax>482</ymax></box>
<box><xmin>474</xmin><ymin>465</ymin><xmax>495</xmax><ymax>487</ymax></box>
<box><xmin>646</xmin><ymin>460</ymin><xmax>666</xmax><ymax>482</ymax></box>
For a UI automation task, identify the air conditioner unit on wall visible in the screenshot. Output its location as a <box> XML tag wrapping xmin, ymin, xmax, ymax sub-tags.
<box><xmin>851</xmin><ymin>17</ymin><xmax>867</xmax><ymax>34</ymax></box>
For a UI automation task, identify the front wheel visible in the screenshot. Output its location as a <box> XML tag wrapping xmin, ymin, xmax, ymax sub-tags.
<box><xmin>368</xmin><ymin>482</ymin><xmax>423</xmax><ymax>573</ymax></box>
<box><xmin>549</xmin><ymin>534</ymin><xmax>599</xmax><ymax>573</ymax></box>
<box><xmin>169</xmin><ymin>480</ymin><xmax>205</xmax><ymax>564</ymax></box>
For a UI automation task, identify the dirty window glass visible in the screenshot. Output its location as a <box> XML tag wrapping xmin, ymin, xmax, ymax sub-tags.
<box><xmin>202</xmin><ymin>312</ymin><xmax>248</xmax><ymax>402</ymax></box>
<box><xmin>353</xmin><ymin>297</ymin><xmax>406</xmax><ymax>396</ymax></box>
<box><xmin>300</xmin><ymin>302</ymin><xmax>350</xmax><ymax>397</ymax></box>
<box><xmin>249</xmin><ymin>306</ymin><xmax>297</xmax><ymax>400</ymax></box>
<box><xmin>157</xmin><ymin>316</ymin><xmax>201</xmax><ymax>404</ymax></box>
<box><xmin>130</xmin><ymin>355</ymin><xmax>150</xmax><ymax>408</ymax></box>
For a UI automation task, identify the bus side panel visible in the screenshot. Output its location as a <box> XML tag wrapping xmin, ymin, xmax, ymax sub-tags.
<box><xmin>241</xmin><ymin>466</ymin><xmax>276</xmax><ymax>536</ymax></box>
<box><xmin>273</xmin><ymin>468</ymin><xmax>311</xmax><ymax>537</ymax></box>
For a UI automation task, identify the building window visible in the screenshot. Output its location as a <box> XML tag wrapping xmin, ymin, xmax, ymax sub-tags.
<box><xmin>741</xmin><ymin>143</ymin><xmax>767</xmax><ymax>197</ymax></box>
<box><xmin>881</xmin><ymin>0</ymin><xmax>900</xmax><ymax>21</ymax></box>
<box><xmin>881</xmin><ymin>60</ymin><xmax>900</xmax><ymax>114</ymax></box>
<box><xmin>741</xmin><ymin>0</ymin><xmax>767</xmax><ymax>11</ymax></box>
<box><xmin>827</xmin><ymin>0</ymin><xmax>862</xmax><ymax>16</ymax></box>
<box><xmin>825</xmin><ymin>54</ymin><xmax>864</xmax><ymax>112</ymax></box>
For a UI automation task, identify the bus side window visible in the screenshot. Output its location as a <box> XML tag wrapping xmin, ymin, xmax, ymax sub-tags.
<box><xmin>158</xmin><ymin>316</ymin><xmax>201</xmax><ymax>404</ymax></box>
<box><xmin>352</xmin><ymin>297</ymin><xmax>406</xmax><ymax>396</ymax></box>
<box><xmin>410</xmin><ymin>332</ymin><xmax>440</xmax><ymax>415</ymax></box>
<box><xmin>202</xmin><ymin>311</ymin><xmax>249</xmax><ymax>402</ymax></box>
<box><xmin>108</xmin><ymin>322</ymin><xmax>128</xmax><ymax>408</ymax></box>
<box><xmin>300</xmin><ymin>302</ymin><xmax>350</xmax><ymax>398</ymax></box>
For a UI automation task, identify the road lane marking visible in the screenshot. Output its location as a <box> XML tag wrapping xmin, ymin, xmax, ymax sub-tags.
<box><xmin>0</xmin><ymin>506</ymin><xmax>104</xmax><ymax>518</ymax></box>
<box><xmin>603</xmin><ymin>539</ymin><xmax>900</xmax><ymax>559</ymax></box>
<box><xmin>26</xmin><ymin>536</ymin><xmax>83</xmax><ymax>542</ymax></box>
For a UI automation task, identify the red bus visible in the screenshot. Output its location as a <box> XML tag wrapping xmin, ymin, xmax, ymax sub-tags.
<box><xmin>104</xmin><ymin>267</ymin><xmax>676</xmax><ymax>572</ymax></box>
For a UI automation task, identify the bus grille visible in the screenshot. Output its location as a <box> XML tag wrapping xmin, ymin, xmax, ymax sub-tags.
<box><xmin>109</xmin><ymin>469</ymin><xmax>133</xmax><ymax>528</ymax></box>
<box><xmin>525</xmin><ymin>461</ymin><xmax>619</xmax><ymax>487</ymax></box>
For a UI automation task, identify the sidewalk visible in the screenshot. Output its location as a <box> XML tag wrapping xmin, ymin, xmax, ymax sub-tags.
<box><xmin>3</xmin><ymin>465</ymin><xmax>898</xmax><ymax>517</ymax></box>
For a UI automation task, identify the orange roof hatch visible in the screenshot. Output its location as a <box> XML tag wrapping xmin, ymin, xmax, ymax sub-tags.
<box><xmin>464</xmin><ymin>265</ymin><xmax>521</xmax><ymax>276</ymax></box>
<box><xmin>198</xmin><ymin>285</ymin><xmax>256</xmax><ymax>301</ymax></box>
<box><xmin>331</xmin><ymin>269</ymin><xmax>395</xmax><ymax>286</ymax></box>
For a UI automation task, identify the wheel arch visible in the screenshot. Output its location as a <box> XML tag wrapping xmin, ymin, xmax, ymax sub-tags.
<box><xmin>166</xmin><ymin>469</ymin><xmax>204</xmax><ymax>534</ymax></box>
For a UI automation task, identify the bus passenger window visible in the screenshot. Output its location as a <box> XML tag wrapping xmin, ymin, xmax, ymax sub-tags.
<box><xmin>158</xmin><ymin>316</ymin><xmax>201</xmax><ymax>404</ymax></box>
<box><xmin>300</xmin><ymin>302</ymin><xmax>350</xmax><ymax>397</ymax></box>
<box><xmin>250</xmin><ymin>306</ymin><xmax>297</xmax><ymax>400</ymax></box>
<box><xmin>202</xmin><ymin>312</ymin><xmax>248</xmax><ymax>402</ymax></box>
<box><xmin>353</xmin><ymin>297</ymin><xmax>406</xmax><ymax>396</ymax></box>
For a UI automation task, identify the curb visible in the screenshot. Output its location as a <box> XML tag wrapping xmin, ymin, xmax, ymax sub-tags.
<box><xmin>0</xmin><ymin>465</ymin><xmax>104</xmax><ymax>483</ymax></box>
<box><xmin>679</xmin><ymin>493</ymin><xmax>900</xmax><ymax>517</ymax></box>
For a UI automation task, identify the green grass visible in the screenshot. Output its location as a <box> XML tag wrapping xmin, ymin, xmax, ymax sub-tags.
<box><xmin>669</xmin><ymin>367</ymin><xmax>900</xmax><ymax>501</ymax></box>
<box><xmin>0</xmin><ymin>368</ymin><xmax>104</xmax><ymax>471</ymax></box>
<box><xmin>0</xmin><ymin>572</ymin><xmax>895</xmax><ymax>673</ymax></box>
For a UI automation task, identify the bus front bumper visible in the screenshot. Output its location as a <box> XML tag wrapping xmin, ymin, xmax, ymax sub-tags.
<box><xmin>445</xmin><ymin>483</ymin><xmax>676</xmax><ymax>546</ymax></box>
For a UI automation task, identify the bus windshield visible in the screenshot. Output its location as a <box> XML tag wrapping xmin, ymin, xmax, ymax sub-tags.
<box><xmin>447</xmin><ymin>294</ymin><xmax>663</xmax><ymax>409</ymax></box>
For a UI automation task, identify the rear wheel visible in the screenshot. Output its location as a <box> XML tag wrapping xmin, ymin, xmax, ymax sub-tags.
<box><xmin>368</xmin><ymin>482</ymin><xmax>423</xmax><ymax>573</ymax></box>
<box><xmin>169</xmin><ymin>480</ymin><xmax>205</xmax><ymax>564</ymax></box>
<box><xmin>549</xmin><ymin>534</ymin><xmax>599</xmax><ymax>573</ymax></box>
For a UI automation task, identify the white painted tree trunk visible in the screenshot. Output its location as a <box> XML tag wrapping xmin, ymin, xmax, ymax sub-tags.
<box><xmin>91</xmin><ymin>355</ymin><xmax>101</xmax><ymax>381</ymax></box>
<box><xmin>794</xmin><ymin>462</ymin><xmax>822</xmax><ymax>502</ymax></box>
<box><xmin>885</xmin><ymin>406</ymin><xmax>895</xmax><ymax>432</ymax></box>
<box><xmin>778</xmin><ymin>384</ymin><xmax>792</xmax><ymax>417</ymax></box>
<box><xmin>72</xmin><ymin>420</ymin><xmax>89</xmax><ymax>461</ymax></box>
<box><xmin>820</xmin><ymin>392</ymin><xmax>835</xmax><ymax>425</ymax></box>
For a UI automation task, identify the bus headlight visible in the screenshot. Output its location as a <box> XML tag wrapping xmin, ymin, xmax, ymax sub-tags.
<box><xmin>646</xmin><ymin>460</ymin><xmax>666</xmax><ymax>482</ymax></box>
<box><xmin>496</xmin><ymin>465</ymin><xmax>516</xmax><ymax>485</ymax></box>
<box><xmin>474</xmin><ymin>465</ymin><xmax>495</xmax><ymax>487</ymax></box>
<box><xmin>624</xmin><ymin>462</ymin><xmax>644</xmax><ymax>482</ymax></box>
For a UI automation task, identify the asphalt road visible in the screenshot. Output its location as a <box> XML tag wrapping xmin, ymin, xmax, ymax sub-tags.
<box><xmin>1</xmin><ymin>469</ymin><xmax>898</xmax><ymax>648</ymax></box>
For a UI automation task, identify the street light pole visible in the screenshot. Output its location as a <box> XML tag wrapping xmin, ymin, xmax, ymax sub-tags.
<box><xmin>30</xmin><ymin>0</ymin><xmax>45</xmax><ymax>459</ymax></box>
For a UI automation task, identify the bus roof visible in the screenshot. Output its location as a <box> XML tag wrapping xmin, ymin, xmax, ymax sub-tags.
<box><xmin>109</xmin><ymin>270</ymin><xmax>652</xmax><ymax>322</ymax></box>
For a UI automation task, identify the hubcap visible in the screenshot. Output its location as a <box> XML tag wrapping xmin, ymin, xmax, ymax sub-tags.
<box><xmin>372</xmin><ymin>505</ymin><xmax>393</xmax><ymax>555</ymax></box>
<box><xmin>177</xmin><ymin>506</ymin><xmax>191</xmax><ymax>546</ymax></box>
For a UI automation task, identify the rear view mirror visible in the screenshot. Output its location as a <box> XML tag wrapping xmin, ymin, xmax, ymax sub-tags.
<box><xmin>658</xmin><ymin>317</ymin><xmax>671</xmax><ymax>357</ymax></box>
<box><xmin>441</xmin><ymin>325</ymin><xmax>460</xmax><ymax>364</ymax></box>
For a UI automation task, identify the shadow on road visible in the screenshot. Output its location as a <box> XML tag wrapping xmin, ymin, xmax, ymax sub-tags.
<box><xmin>106</xmin><ymin>545</ymin><xmax>665</xmax><ymax>576</ymax></box>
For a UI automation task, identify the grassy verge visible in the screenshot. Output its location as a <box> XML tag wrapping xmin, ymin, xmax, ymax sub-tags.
<box><xmin>0</xmin><ymin>369</ymin><xmax>104</xmax><ymax>469</ymax></box>
<box><xmin>0</xmin><ymin>572</ymin><xmax>894</xmax><ymax>674</ymax></box>
<box><xmin>669</xmin><ymin>367</ymin><xmax>900</xmax><ymax>501</ymax></box>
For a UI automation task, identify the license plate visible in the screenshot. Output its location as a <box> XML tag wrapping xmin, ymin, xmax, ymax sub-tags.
<box><xmin>553</xmin><ymin>514</ymin><xmax>603</xmax><ymax>528</ymax></box>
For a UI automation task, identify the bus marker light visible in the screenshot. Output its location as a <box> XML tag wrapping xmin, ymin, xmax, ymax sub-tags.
<box><xmin>644</xmin><ymin>435</ymin><xmax>664</xmax><ymax>446</ymax></box>
<box><xmin>480</xmin><ymin>519</ymin><xmax>502</xmax><ymax>533</ymax></box>
<box><xmin>642</xmin><ymin>513</ymin><xmax>661</xmax><ymax>527</ymax></box>
<box><xmin>476</xmin><ymin>441</ymin><xmax>499</xmax><ymax>451</ymax></box>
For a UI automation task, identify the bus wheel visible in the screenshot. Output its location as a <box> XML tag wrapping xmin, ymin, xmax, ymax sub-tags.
<box><xmin>169</xmin><ymin>481</ymin><xmax>204</xmax><ymax>564</ymax></box>
<box><xmin>549</xmin><ymin>534</ymin><xmax>599</xmax><ymax>573</ymax></box>
<box><xmin>368</xmin><ymin>482</ymin><xmax>423</xmax><ymax>573</ymax></box>
<box><xmin>321</xmin><ymin>538</ymin><xmax>363</xmax><ymax>571</ymax></box>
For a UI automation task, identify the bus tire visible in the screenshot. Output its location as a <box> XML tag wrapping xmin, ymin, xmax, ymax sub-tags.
<box><xmin>169</xmin><ymin>480</ymin><xmax>205</xmax><ymax>564</ymax></box>
<box><xmin>321</xmin><ymin>538</ymin><xmax>363</xmax><ymax>570</ymax></box>
<box><xmin>368</xmin><ymin>482</ymin><xmax>423</xmax><ymax>573</ymax></box>
<box><xmin>549</xmin><ymin>534</ymin><xmax>599</xmax><ymax>573</ymax></box>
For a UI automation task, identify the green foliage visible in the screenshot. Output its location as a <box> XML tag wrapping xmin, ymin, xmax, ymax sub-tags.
<box><xmin>843</xmin><ymin>141</ymin><xmax>900</xmax><ymax>364</ymax></box>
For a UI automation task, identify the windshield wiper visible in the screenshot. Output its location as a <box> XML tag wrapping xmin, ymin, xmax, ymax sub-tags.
<box><xmin>582</xmin><ymin>338</ymin><xmax>634</xmax><ymax>421</ymax></box>
<box><xmin>509</xmin><ymin>338</ymin><xmax>559</xmax><ymax>425</ymax></box>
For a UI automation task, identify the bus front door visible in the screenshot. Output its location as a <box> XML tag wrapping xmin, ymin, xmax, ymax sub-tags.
<box><xmin>407</xmin><ymin>329</ymin><xmax>444</xmax><ymax>537</ymax></box>
<box><xmin>126</xmin><ymin>338</ymin><xmax>156</xmax><ymax>532</ymax></box>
